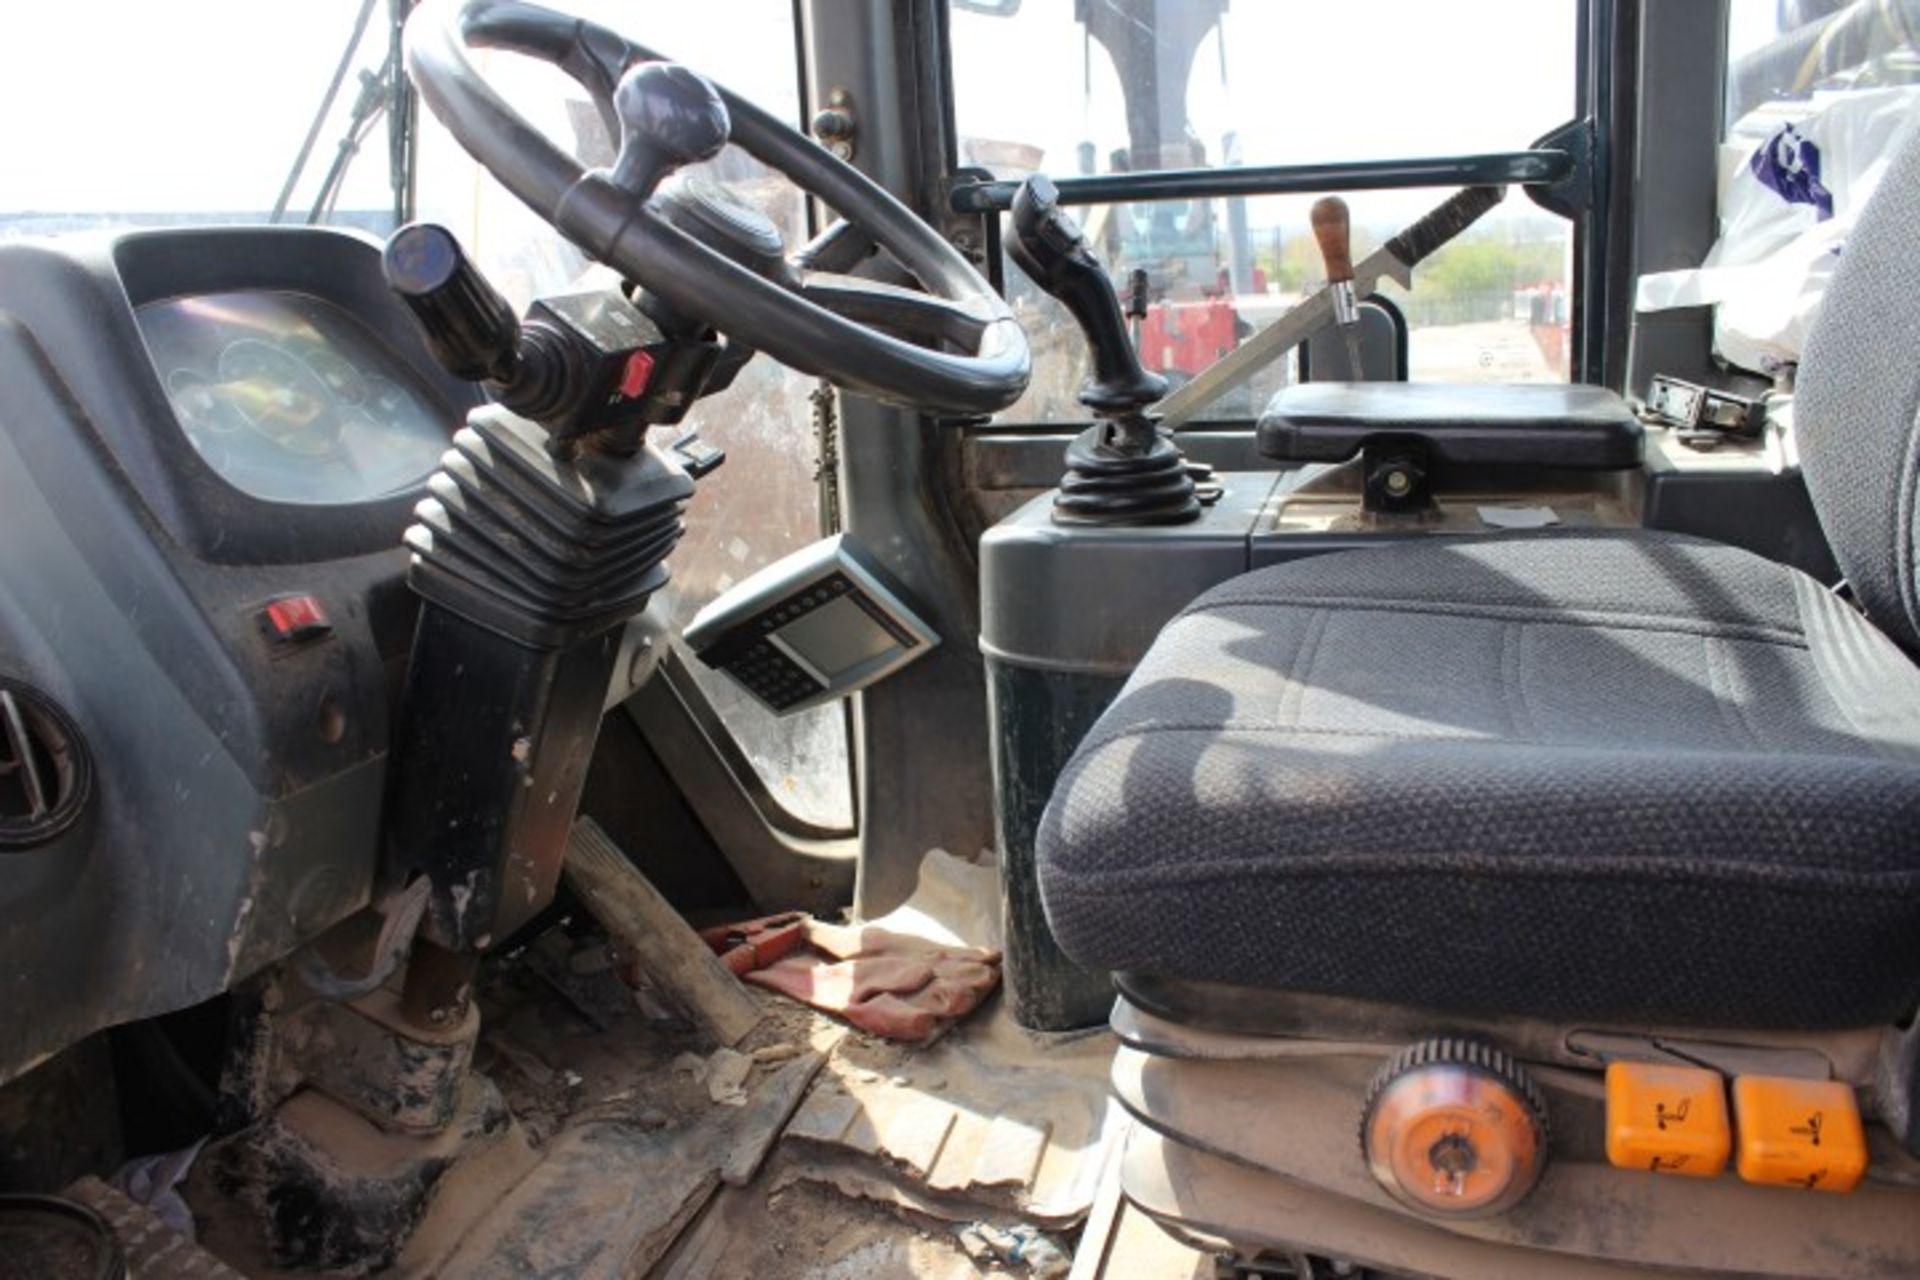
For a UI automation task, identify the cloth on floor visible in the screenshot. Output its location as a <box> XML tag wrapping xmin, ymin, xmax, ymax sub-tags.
<box><xmin>702</xmin><ymin>851</ymin><xmax>1004</xmax><ymax>1042</ymax></box>
<box><xmin>706</xmin><ymin>913</ymin><xmax>1000</xmax><ymax>1043</ymax></box>
<box><xmin>749</xmin><ymin>919</ymin><xmax>1000</xmax><ymax>1042</ymax></box>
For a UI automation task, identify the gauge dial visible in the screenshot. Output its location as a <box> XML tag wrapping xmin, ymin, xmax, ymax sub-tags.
<box><xmin>138</xmin><ymin>291</ymin><xmax>453</xmax><ymax>506</ymax></box>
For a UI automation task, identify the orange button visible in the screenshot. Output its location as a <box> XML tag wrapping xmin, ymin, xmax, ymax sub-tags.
<box><xmin>1605</xmin><ymin>1061</ymin><xmax>1730</xmax><ymax>1177</ymax></box>
<box><xmin>1731</xmin><ymin>1076</ymin><xmax>1867</xmax><ymax>1193</ymax></box>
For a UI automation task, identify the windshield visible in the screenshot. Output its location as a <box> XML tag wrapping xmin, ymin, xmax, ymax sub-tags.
<box><xmin>950</xmin><ymin>1</ymin><xmax>1581</xmax><ymax>419</ymax></box>
<box><xmin>1</xmin><ymin>1</ymin><xmax>410</xmax><ymax>238</ymax></box>
<box><xmin>0</xmin><ymin>0</ymin><xmax>802</xmax><ymax>252</ymax></box>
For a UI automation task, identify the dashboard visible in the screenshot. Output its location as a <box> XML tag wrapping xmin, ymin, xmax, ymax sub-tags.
<box><xmin>139</xmin><ymin>290</ymin><xmax>451</xmax><ymax>506</ymax></box>
<box><xmin>0</xmin><ymin>225</ymin><xmax>481</xmax><ymax>1087</ymax></box>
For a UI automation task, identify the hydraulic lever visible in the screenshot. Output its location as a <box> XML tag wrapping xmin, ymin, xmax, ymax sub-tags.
<box><xmin>1125</xmin><ymin>268</ymin><xmax>1151</xmax><ymax>364</ymax></box>
<box><xmin>1008</xmin><ymin>176</ymin><xmax>1167</xmax><ymax>417</ymax></box>
<box><xmin>1007</xmin><ymin>176</ymin><xmax>1201</xmax><ymax>526</ymax></box>
<box><xmin>385</xmin><ymin>221</ymin><xmax>728</xmax><ymax>452</ymax></box>
<box><xmin>1310</xmin><ymin>196</ymin><xmax>1367</xmax><ymax>380</ymax></box>
<box><xmin>1157</xmin><ymin>185</ymin><xmax>1505</xmax><ymax>427</ymax></box>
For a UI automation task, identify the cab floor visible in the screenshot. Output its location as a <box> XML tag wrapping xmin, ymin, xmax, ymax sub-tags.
<box><xmin>185</xmin><ymin>914</ymin><xmax>1204</xmax><ymax>1277</ymax></box>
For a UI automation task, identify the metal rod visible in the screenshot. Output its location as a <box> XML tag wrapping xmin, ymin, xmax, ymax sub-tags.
<box><xmin>948</xmin><ymin>149</ymin><xmax>1571</xmax><ymax>214</ymax></box>
<box><xmin>271</xmin><ymin>0</ymin><xmax>380</xmax><ymax>223</ymax></box>
<box><xmin>399</xmin><ymin>937</ymin><xmax>480</xmax><ymax>1031</ymax></box>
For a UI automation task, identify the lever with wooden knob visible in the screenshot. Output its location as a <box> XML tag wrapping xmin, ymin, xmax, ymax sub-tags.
<box><xmin>1310</xmin><ymin>195</ymin><xmax>1367</xmax><ymax>380</ymax></box>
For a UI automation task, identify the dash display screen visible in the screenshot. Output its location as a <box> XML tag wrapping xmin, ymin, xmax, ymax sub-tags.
<box><xmin>778</xmin><ymin>595</ymin><xmax>897</xmax><ymax>678</ymax></box>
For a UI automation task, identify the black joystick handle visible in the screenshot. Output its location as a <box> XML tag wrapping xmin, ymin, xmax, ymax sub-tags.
<box><xmin>384</xmin><ymin>222</ymin><xmax>521</xmax><ymax>384</ymax></box>
<box><xmin>607</xmin><ymin>62</ymin><xmax>731</xmax><ymax>200</ymax></box>
<box><xmin>1008</xmin><ymin>176</ymin><xmax>1166</xmax><ymax>416</ymax></box>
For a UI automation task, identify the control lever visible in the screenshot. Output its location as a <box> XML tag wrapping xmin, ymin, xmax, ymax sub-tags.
<box><xmin>385</xmin><ymin>222</ymin><xmax>726</xmax><ymax>448</ymax></box>
<box><xmin>1156</xmin><ymin>185</ymin><xmax>1505</xmax><ymax>428</ymax></box>
<box><xmin>1008</xmin><ymin>176</ymin><xmax>1167</xmax><ymax>416</ymax></box>
<box><xmin>1006</xmin><ymin>177</ymin><xmax>1199</xmax><ymax>526</ymax></box>
<box><xmin>1310</xmin><ymin>196</ymin><xmax>1367</xmax><ymax>380</ymax></box>
<box><xmin>1125</xmin><ymin>267</ymin><xmax>1151</xmax><ymax>359</ymax></box>
<box><xmin>384</xmin><ymin>221</ymin><xmax>523</xmax><ymax>385</ymax></box>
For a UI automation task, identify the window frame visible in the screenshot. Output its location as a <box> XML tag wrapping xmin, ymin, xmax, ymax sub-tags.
<box><xmin>932</xmin><ymin>0</ymin><xmax>1621</xmax><ymax>424</ymax></box>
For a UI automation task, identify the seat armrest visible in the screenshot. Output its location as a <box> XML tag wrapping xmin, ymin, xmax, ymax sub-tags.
<box><xmin>1257</xmin><ymin>382</ymin><xmax>1644</xmax><ymax>469</ymax></box>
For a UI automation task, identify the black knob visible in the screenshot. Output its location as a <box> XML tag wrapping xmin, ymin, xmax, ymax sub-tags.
<box><xmin>1007</xmin><ymin>176</ymin><xmax>1166</xmax><ymax>416</ymax></box>
<box><xmin>383</xmin><ymin>223</ymin><xmax>520</xmax><ymax>384</ymax></box>
<box><xmin>607</xmin><ymin>62</ymin><xmax>730</xmax><ymax>200</ymax></box>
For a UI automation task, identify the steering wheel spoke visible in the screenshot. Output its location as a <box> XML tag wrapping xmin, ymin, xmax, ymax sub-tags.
<box><xmin>791</xmin><ymin>218</ymin><xmax>875</xmax><ymax>275</ymax></box>
<box><xmin>797</xmin><ymin>273</ymin><xmax>990</xmax><ymax>353</ymax></box>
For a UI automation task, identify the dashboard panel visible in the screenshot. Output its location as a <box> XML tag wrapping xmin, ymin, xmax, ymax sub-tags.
<box><xmin>139</xmin><ymin>290</ymin><xmax>451</xmax><ymax>506</ymax></box>
<box><xmin>0</xmin><ymin>225</ymin><xmax>482</xmax><ymax>1086</ymax></box>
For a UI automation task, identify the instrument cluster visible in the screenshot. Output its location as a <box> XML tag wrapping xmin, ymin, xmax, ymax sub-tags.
<box><xmin>138</xmin><ymin>290</ymin><xmax>452</xmax><ymax>506</ymax></box>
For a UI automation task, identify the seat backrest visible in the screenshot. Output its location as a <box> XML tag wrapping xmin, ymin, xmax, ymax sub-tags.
<box><xmin>1796</xmin><ymin>119</ymin><xmax>1920</xmax><ymax>650</ymax></box>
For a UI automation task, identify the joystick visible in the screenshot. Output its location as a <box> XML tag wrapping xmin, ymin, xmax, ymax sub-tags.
<box><xmin>1007</xmin><ymin>177</ymin><xmax>1201</xmax><ymax>526</ymax></box>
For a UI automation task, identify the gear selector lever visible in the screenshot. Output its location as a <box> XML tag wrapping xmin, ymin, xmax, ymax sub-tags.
<box><xmin>1007</xmin><ymin>177</ymin><xmax>1201</xmax><ymax>526</ymax></box>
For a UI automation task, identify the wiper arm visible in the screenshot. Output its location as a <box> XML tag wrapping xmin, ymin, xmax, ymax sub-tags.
<box><xmin>384</xmin><ymin>0</ymin><xmax>416</xmax><ymax>228</ymax></box>
<box><xmin>307</xmin><ymin>63</ymin><xmax>394</xmax><ymax>224</ymax></box>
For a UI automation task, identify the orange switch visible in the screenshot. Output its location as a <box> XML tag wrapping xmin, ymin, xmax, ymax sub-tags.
<box><xmin>1605</xmin><ymin>1062</ymin><xmax>1730</xmax><ymax>1177</ymax></box>
<box><xmin>1731</xmin><ymin>1076</ymin><xmax>1867</xmax><ymax>1193</ymax></box>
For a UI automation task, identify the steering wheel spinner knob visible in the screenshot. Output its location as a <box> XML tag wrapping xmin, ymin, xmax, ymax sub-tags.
<box><xmin>608</xmin><ymin>62</ymin><xmax>731</xmax><ymax>199</ymax></box>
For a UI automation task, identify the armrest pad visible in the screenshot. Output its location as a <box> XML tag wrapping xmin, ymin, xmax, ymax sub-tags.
<box><xmin>1257</xmin><ymin>382</ymin><xmax>1643</xmax><ymax>469</ymax></box>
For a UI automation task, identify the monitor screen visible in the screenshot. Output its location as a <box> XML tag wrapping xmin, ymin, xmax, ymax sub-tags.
<box><xmin>778</xmin><ymin>594</ymin><xmax>898</xmax><ymax>678</ymax></box>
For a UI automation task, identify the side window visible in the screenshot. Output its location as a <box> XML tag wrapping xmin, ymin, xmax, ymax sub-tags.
<box><xmin>1728</xmin><ymin>0</ymin><xmax>1920</xmax><ymax>124</ymax></box>
<box><xmin>414</xmin><ymin>2</ymin><xmax>855</xmax><ymax>832</ymax></box>
<box><xmin>949</xmin><ymin>2</ymin><xmax>1580</xmax><ymax>422</ymax></box>
<box><xmin>1679</xmin><ymin>2</ymin><xmax>1920</xmax><ymax>378</ymax></box>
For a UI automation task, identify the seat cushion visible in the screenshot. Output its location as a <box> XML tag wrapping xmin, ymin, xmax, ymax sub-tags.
<box><xmin>1036</xmin><ymin>530</ymin><xmax>1920</xmax><ymax>1029</ymax></box>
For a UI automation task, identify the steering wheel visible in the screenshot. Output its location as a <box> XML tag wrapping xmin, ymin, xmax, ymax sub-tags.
<box><xmin>404</xmin><ymin>0</ymin><xmax>1030</xmax><ymax>417</ymax></box>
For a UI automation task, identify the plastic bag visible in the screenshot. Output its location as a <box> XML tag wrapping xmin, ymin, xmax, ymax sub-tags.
<box><xmin>1636</xmin><ymin>85</ymin><xmax>1920</xmax><ymax>376</ymax></box>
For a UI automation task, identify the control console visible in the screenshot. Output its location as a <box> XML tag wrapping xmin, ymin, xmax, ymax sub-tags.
<box><xmin>686</xmin><ymin>534</ymin><xmax>938</xmax><ymax>715</ymax></box>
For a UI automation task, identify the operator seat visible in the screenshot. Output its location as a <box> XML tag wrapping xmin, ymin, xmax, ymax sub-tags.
<box><xmin>1036</xmin><ymin>125</ymin><xmax>1920</xmax><ymax>1035</ymax></box>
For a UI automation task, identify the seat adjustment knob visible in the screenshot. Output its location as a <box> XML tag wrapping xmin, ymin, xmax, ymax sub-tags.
<box><xmin>1361</xmin><ymin>1038</ymin><xmax>1549</xmax><ymax>1218</ymax></box>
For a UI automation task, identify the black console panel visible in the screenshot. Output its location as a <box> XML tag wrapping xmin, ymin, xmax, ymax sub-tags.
<box><xmin>0</xmin><ymin>227</ymin><xmax>481</xmax><ymax>1083</ymax></box>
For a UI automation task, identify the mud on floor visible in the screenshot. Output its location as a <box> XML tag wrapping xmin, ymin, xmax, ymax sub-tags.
<box><xmin>661</xmin><ymin>1178</ymin><xmax>1029</xmax><ymax>1280</ymax></box>
<box><xmin>461</xmin><ymin>926</ymin><xmax>1055</xmax><ymax>1271</ymax></box>
<box><xmin>187</xmin><ymin>897</ymin><xmax>1206</xmax><ymax>1277</ymax></box>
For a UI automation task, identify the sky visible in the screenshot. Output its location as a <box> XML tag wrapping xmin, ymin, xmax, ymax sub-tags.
<box><xmin>0</xmin><ymin>0</ymin><xmax>802</xmax><ymax>217</ymax></box>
